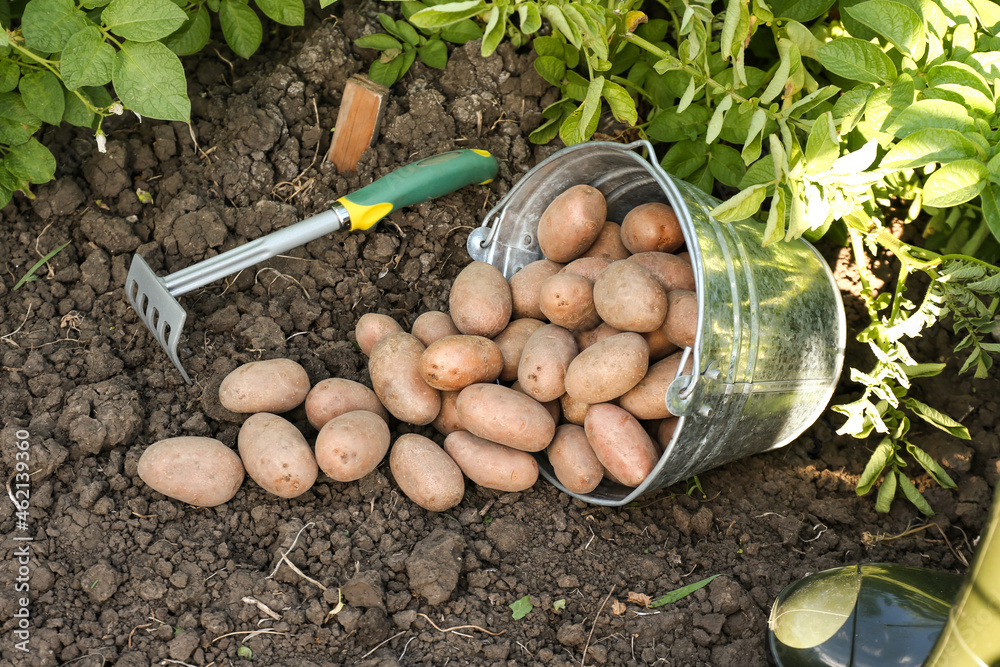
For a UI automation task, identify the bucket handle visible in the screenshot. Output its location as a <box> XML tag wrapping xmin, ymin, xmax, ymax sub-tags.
<box><xmin>670</xmin><ymin>345</ymin><xmax>714</xmax><ymax>417</ymax></box>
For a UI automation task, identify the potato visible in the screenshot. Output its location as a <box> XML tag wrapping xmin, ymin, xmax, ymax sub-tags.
<box><xmin>369</xmin><ymin>332</ymin><xmax>441</xmax><ymax>425</ymax></box>
<box><xmin>663</xmin><ymin>290</ymin><xmax>698</xmax><ymax>348</ymax></box>
<box><xmin>546</xmin><ymin>424</ymin><xmax>603</xmax><ymax>494</ymax></box>
<box><xmin>510</xmin><ymin>259</ymin><xmax>563</xmax><ymax>320</ymax></box>
<box><xmin>493</xmin><ymin>318</ymin><xmax>545</xmax><ymax>382</ymax></box>
<box><xmin>356</xmin><ymin>313</ymin><xmax>404</xmax><ymax>356</ymax></box>
<box><xmin>539</xmin><ymin>272</ymin><xmax>601</xmax><ymax>331</ymax></box>
<box><xmin>444</xmin><ymin>431</ymin><xmax>539</xmax><ymax>492</ymax></box>
<box><xmin>593</xmin><ymin>260</ymin><xmax>667</xmax><ymax>332</ymax></box>
<box><xmin>627</xmin><ymin>252</ymin><xmax>696</xmax><ymax>293</ymax></box>
<box><xmin>573</xmin><ymin>322</ymin><xmax>621</xmax><ymax>352</ymax></box>
<box><xmin>432</xmin><ymin>391</ymin><xmax>464</xmax><ymax>436</ymax></box>
<box><xmin>582</xmin><ymin>221</ymin><xmax>631</xmax><ymax>260</ymax></box>
<box><xmin>620</xmin><ymin>202</ymin><xmax>684</xmax><ymax>254</ymax></box>
<box><xmin>138</xmin><ymin>437</ymin><xmax>244</xmax><ymax>507</ymax></box>
<box><xmin>559</xmin><ymin>392</ymin><xmax>590</xmax><ymax>425</ymax></box>
<box><xmin>537</xmin><ymin>184</ymin><xmax>607</xmax><ymax>262</ymax></box>
<box><xmin>677</xmin><ymin>251</ymin><xmax>691</xmax><ymax>264</ymax></box>
<box><xmin>658</xmin><ymin>416</ymin><xmax>680</xmax><ymax>452</ymax></box>
<box><xmin>618</xmin><ymin>351</ymin><xmax>692</xmax><ymax>420</ymax></box>
<box><xmin>643</xmin><ymin>326</ymin><xmax>679</xmax><ymax>362</ymax></box>
<box><xmin>238</xmin><ymin>413</ymin><xmax>318</xmax><ymax>498</ymax></box>
<box><xmin>390</xmin><ymin>433</ymin><xmax>465</xmax><ymax>512</ymax></box>
<box><xmin>419</xmin><ymin>335</ymin><xmax>504</xmax><ymax>391</ymax></box>
<box><xmin>219</xmin><ymin>358</ymin><xmax>310</xmax><ymax>414</ymax></box>
<box><xmin>315</xmin><ymin>410</ymin><xmax>390</xmax><ymax>482</ymax></box>
<box><xmin>564</xmin><ymin>332</ymin><xmax>649</xmax><ymax>404</ymax></box>
<box><xmin>585</xmin><ymin>403</ymin><xmax>659</xmax><ymax>486</ymax></box>
<box><xmin>561</xmin><ymin>257</ymin><xmax>611</xmax><ymax>281</ymax></box>
<box><xmin>456</xmin><ymin>383</ymin><xmax>556</xmax><ymax>452</ymax></box>
<box><xmin>305</xmin><ymin>378</ymin><xmax>389</xmax><ymax>430</ymax></box>
<box><xmin>450</xmin><ymin>261</ymin><xmax>513</xmax><ymax>338</ymax></box>
<box><xmin>411</xmin><ymin>311</ymin><xmax>460</xmax><ymax>346</ymax></box>
<box><xmin>517</xmin><ymin>324</ymin><xmax>579</xmax><ymax>402</ymax></box>
<box><xmin>512</xmin><ymin>380</ymin><xmax>561</xmax><ymax>424</ymax></box>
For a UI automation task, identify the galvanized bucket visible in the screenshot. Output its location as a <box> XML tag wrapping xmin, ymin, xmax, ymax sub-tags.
<box><xmin>467</xmin><ymin>140</ymin><xmax>846</xmax><ymax>506</ymax></box>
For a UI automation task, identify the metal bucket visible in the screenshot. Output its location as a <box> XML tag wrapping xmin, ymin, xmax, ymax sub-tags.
<box><xmin>467</xmin><ymin>140</ymin><xmax>846</xmax><ymax>506</ymax></box>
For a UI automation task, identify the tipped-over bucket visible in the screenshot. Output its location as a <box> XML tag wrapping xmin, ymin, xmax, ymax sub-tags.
<box><xmin>467</xmin><ymin>141</ymin><xmax>846</xmax><ymax>506</ymax></box>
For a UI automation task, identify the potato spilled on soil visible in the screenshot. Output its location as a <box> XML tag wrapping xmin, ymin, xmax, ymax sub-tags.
<box><xmin>137</xmin><ymin>186</ymin><xmax>698</xmax><ymax>511</ymax></box>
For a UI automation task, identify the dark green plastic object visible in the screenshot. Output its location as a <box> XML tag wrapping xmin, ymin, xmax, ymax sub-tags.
<box><xmin>767</xmin><ymin>563</ymin><xmax>963</xmax><ymax>667</ymax></box>
<box><xmin>338</xmin><ymin>149</ymin><xmax>498</xmax><ymax>231</ymax></box>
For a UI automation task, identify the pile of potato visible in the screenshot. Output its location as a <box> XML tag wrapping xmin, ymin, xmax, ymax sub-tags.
<box><xmin>137</xmin><ymin>185</ymin><xmax>699</xmax><ymax>511</ymax></box>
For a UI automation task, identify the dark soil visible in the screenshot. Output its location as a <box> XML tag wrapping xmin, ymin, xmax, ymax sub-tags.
<box><xmin>1</xmin><ymin>5</ymin><xmax>997</xmax><ymax>666</ymax></box>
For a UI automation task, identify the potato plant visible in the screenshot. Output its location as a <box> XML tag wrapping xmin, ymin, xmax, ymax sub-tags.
<box><xmin>0</xmin><ymin>0</ymin><xmax>328</xmax><ymax>209</ymax></box>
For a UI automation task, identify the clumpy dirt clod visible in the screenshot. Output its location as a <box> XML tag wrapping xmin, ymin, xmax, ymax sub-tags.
<box><xmin>0</xmin><ymin>4</ymin><xmax>997</xmax><ymax>666</ymax></box>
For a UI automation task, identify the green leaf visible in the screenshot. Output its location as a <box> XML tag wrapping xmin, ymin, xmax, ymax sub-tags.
<box><xmin>875</xmin><ymin>468</ymin><xmax>897</xmax><ymax>513</ymax></box>
<box><xmin>858</xmin><ymin>438</ymin><xmax>894</xmax><ymax>495</ymax></box>
<box><xmin>162</xmin><ymin>5</ymin><xmax>211</xmax><ymax>56</ymax></box>
<box><xmin>62</xmin><ymin>85</ymin><xmax>109</xmax><ymax>127</ymax></box>
<box><xmin>542</xmin><ymin>4</ymin><xmax>580</xmax><ymax>48</ymax></box>
<box><xmin>439</xmin><ymin>18</ymin><xmax>481</xmax><ymax>43</ymax></box>
<box><xmin>102</xmin><ymin>0</ymin><xmax>187</xmax><ymax>41</ymax></box>
<box><xmin>880</xmin><ymin>128</ymin><xmax>981</xmax><ymax>169</ymax></box>
<box><xmin>981</xmin><ymin>183</ymin><xmax>1000</xmax><ymax>245</ymax></box>
<box><xmin>21</xmin><ymin>0</ymin><xmax>91</xmax><ymax>53</ymax></box>
<box><xmin>0</xmin><ymin>60</ymin><xmax>18</xmax><ymax>93</ymax></box>
<box><xmin>12</xmin><ymin>241</ymin><xmax>70</xmax><ymax>289</ymax></box>
<box><xmin>533</xmin><ymin>56</ymin><xmax>565</xmax><ymax>86</ymax></box>
<box><xmin>705</xmin><ymin>95</ymin><xmax>732</xmax><ymax>144</ymax></box>
<box><xmin>804</xmin><ymin>111</ymin><xmax>839</xmax><ymax>175</ymax></box>
<box><xmin>60</xmin><ymin>25</ymin><xmax>114</xmax><ymax>89</ymax></box>
<box><xmin>720</xmin><ymin>0</ymin><xmax>749</xmax><ymax>63</ymax></box>
<box><xmin>410</xmin><ymin>0</ymin><xmax>486</xmax><ymax>29</ymax></box>
<box><xmin>529</xmin><ymin>115</ymin><xmax>561</xmax><ymax>144</ymax></box>
<box><xmin>0</xmin><ymin>27</ymin><xmax>7</xmax><ymax>48</ymax></box>
<box><xmin>816</xmin><ymin>37</ymin><xmax>897</xmax><ymax>84</ymax></box>
<box><xmin>784</xmin><ymin>19</ymin><xmax>822</xmax><ymax>59</ymax></box>
<box><xmin>832</xmin><ymin>84</ymin><xmax>874</xmax><ymax>132</ymax></box>
<box><xmin>517</xmin><ymin>2</ymin><xmax>540</xmax><ymax>34</ymax></box>
<box><xmin>220</xmin><ymin>0</ymin><xmax>262</xmax><ymax>59</ymax></box>
<box><xmin>533</xmin><ymin>36</ymin><xmax>564</xmax><ymax>58</ymax></box>
<box><xmin>891</xmin><ymin>99</ymin><xmax>975</xmax><ymax>138</ymax></box>
<box><xmin>739</xmin><ymin>157</ymin><xmax>775</xmax><ymax>189</ymax></box>
<box><xmin>844</xmin><ymin>0</ymin><xmax>925</xmax><ymax>59</ymax></box>
<box><xmin>900</xmin><ymin>362</ymin><xmax>946</xmax><ymax>378</ymax></box>
<box><xmin>677</xmin><ymin>76</ymin><xmax>696</xmax><ymax>113</ymax></box>
<box><xmin>509</xmin><ymin>595</ymin><xmax>533</xmax><ymax>620</ymax></box>
<box><xmin>602</xmin><ymin>79</ymin><xmax>636</xmax><ymax>125</ymax></box>
<box><xmin>660</xmin><ymin>140</ymin><xmax>707</xmax><ymax>179</ymax></box>
<box><xmin>112</xmin><ymin>40</ymin><xmax>190</xmax><ymax>121</ymax></box>
<box><xmin>760</xmin><ymin>38</ymin><xmax>797</xmax><ymax>104</ymax></box>
<box><xmin>481</xmin><ymin>5</ymin><xmax>504</xmax><ymax>57</ymax></box>
<box><xmin>393</xmin><ymin>20</ymin><xmax>420</xmax><ymax>46</ymax></box>
<box><xmin>763</xmin><ymin>186</ymin><xmax>787</xmax><ymax>246</ymax></box>
<box><xmin>254</xmin><ymin>0</ymin><xmax>302</xmax><ymax>26</ymax></box>
<box><xmin>650</xmin><ymin>575</ymin><xmax>720</xmax><ymax>607</ymax></box>
<box><xmin>923</xmin><ymin>159</ymin><xmax>987</xmax><ymax>207</ymax></box>
<box><xmin>368</xmin><ymin>54</ymin><xmax>405</xmax><ymax>87</ymax></box>
<box><xmin>418</xmin><ymin>39</ymin><xmax>447</xmax><ymax>69</ymax></box>
<box><xmin>897</xmin><ymin>474</ymin><xmax>934</xmax><ymax>516</ymax></box>
<box><xmin>553</xmin><ymin>598</ymin><xmax>566</xmax><ymax>611</ymax></box>
<box><xmin>356</xmin><ymin>33</ymin><xmax>402</xmax><ymax>51</ymax></box>
<box><xmin>21</xmin><ymin>0</ymin><xmax>91</xmax><ymax>51</ymax></box>
<box><xmin>903</xmin><ymin>398</ymin><xmax>970</xmax><ymax>439</ymax></box>
<box><xmin>741</xmin><ymin>108</ymin><xmax>767</xmax><ymax>164</ymax></box>
<box><xmin>559</xmin><ymin>76</ymin><xmax>602</xmax><ymax>145</ymax></box>
<box><xmin>906</xmin><ymin>443</ymin><xmax>958</xmax><ymax>488</ymax></box>
<box><xmin>18</xmin><ymin>71</ymin><xmax>64</xmax><ymax>126</ymax></box>
<box><xmin>5</xmin><ymin>138</ymin><xmax>55</xmax><ymax>184</ymax></box>
<box><xmin>647</xmin><ymin>105</ymin><xmax>711</xmax><ymax>143</ymax></box>
<box><xmin>708</xmin><ymin>144</ymin><xmax>746</xmax><ymax>187</ymax></box>
<box><xmin>710</xmin><ymin>184</ymin><xmax>767</xmax><ymax>222</ymax></box>
<box><xmin>927</xmin><ymin>61</ymin><xmax>996</xmax><ymax>116</ymax></box>
<box><xmin>830</xmin><ymin>138</ymin><xmax>878</xmax><ymax>174</ymax></box>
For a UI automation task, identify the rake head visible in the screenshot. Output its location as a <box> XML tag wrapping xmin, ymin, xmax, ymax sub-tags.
<box><xmin>125</xmin><ymin>255</ymin><xmax>192</xmax><ymax>384</ymax></box>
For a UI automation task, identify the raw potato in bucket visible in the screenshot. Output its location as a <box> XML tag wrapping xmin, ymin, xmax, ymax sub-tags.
<box><xmin>466</xmin><ymin>140</ymin><xmax>846</xmax><ymax>506</ymax></box>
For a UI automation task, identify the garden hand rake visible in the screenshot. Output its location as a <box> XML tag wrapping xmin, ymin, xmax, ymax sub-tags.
<box><xmin>126</xmin><ymin>149</ymin><xmax>498</xmax><ymax>384</ymax></box>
